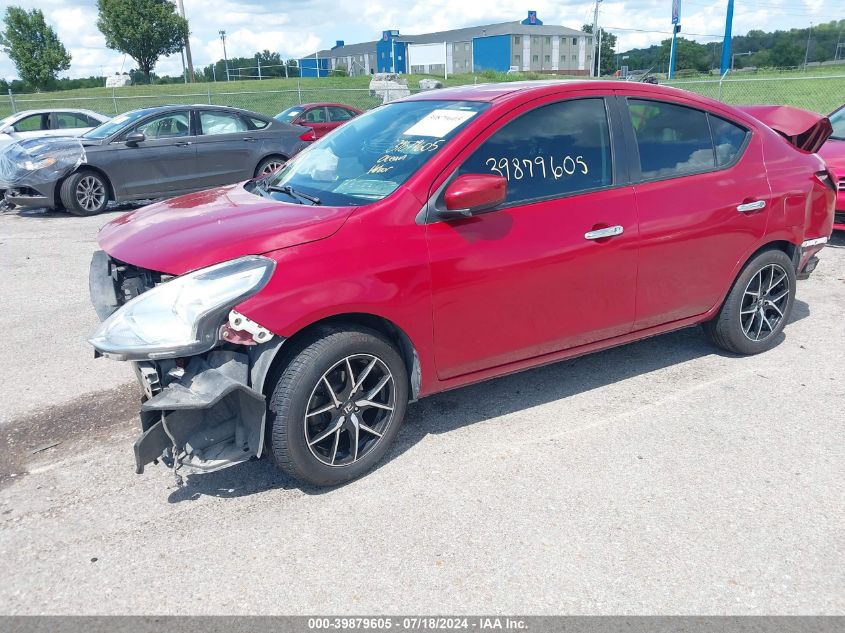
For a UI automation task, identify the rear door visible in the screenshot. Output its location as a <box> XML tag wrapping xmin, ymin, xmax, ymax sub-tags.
<box><xmin>325</xmin><ymin>106</ymin><xmax>356</xmax><ymax>135</ymax></box>
<box><xmin>108</xmin><ymin>109</ymin><xmax>198</xmax><ymax>198</ymax></box>
<box><xmin>620</xmin><ymin>93</ymin><xmax>771</xmax><ymax>329</ymax></box>
<box><xmin>48</xmin><ymin>112</ymin><xmax>96</xmax><ymax>137</ymax></box>
<box><xmin>425</xmin><ymin>93</ymin><xmax>639</xmax><ymax>379</ymax></box>
<box><xmin>299</xmin><ymin>106</ymin><xmax>332</xmax><ymax>138</ymax></box>
<box><xmin>192</xmin><ymin>109</ymin><xmax>258</xmax><ymax>187</ymax></box>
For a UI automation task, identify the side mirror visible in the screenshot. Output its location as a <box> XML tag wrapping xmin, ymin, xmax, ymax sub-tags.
<box><xmin>125</xmin><ymin>131</ymin><xmax>145</xmax><ymax>146</ymax></box>
<box><xmin>1</xmin><ymin>125</ymin><xmax>14</xmax><ymax>134</ymax></box>
<box><xmin>440</xmin><ymin>173</ymin><xmax>507</xmax><ymax>219</ymax></box>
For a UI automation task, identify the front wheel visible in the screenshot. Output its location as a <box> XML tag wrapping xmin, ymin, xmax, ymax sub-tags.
<box><xmin>268</xmin><ymin>326</ymin><xmax>409</xmax><ymax>486</ymax></box>
<box><xmin>255</xmin><ymin>156</ymin><xmax>286</xmax><ymax>179</ymax></box>
<box><xmin>59</xmin><ymin>170</ymin><xmax>110</xmax><ymax>216</ymax></box>
<box><xmin>704</xmin><ymin>249</ymin><xmax>796</xmax><ymax>355</ymax></box>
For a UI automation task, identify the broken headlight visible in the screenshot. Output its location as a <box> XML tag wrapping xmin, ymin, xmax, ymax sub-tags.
<box><xmin>89</xmin><ymin>255</ymin><xmax>275</xmax><ymax>361</ymax></box>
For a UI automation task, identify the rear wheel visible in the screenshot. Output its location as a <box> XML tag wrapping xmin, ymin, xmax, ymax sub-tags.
<box><xmin>268</xmin><ymin>326</ymin><xmax>408</xmax><ymax>486</ymax></box>
<box><xmin>704</xmin><ymin>249</ymin><xmax>796</xmax><ymax>355</ymax></box>
<box><xmin>60</xmin><ymin>170</ymin><xmax>110</xmax><ymax>216</ymax></box>
<box><xmin>255</xmin><ymin>155</ymin><xmax>286</xmax><ymax>179</ymax></box>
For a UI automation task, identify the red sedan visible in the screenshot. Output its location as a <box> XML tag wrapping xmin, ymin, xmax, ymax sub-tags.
<box><xmin>274</xmin><ymin>102</ymin><xmax>363</xmax><ymax>139</ymax></box>
<box><xmin>818</xmin><ymin>103</ymin><xmax>845</xmax><ymax>230</ymax></box>
<box><xmin>89</xmin><ymin>81</ymin><xmax>835</xmax><ymax>486</ymax></box>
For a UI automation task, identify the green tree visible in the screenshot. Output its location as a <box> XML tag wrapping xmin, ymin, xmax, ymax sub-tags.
<box><xmin>1</xmin><ymin>7</ymin><xmax>71</xmax><ymax>90</ymax></box>
<box><xmin>660</xmin><ymin>37</ymin><xmax>711</xmax><ymax>73</ymax></box>
<box><xmin>581</xmin><ymin>24</ymin><xmax>617</xmax><ymax>75</ymax></box>
<box><xmin>96</xmin><ymin>0</ymin><xmax>188</xmax><ymax>84</ymax></box>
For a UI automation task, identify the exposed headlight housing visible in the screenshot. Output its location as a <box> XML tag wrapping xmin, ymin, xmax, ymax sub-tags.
<box><xmin>23</xmin><ymin>157</ymin><xmax>57</xmax><ymax>170</ymax></box>
<box><xmin>89</xmin><ymin>255</ymin><xmax>275</xmax><ymax>361</ymax></box>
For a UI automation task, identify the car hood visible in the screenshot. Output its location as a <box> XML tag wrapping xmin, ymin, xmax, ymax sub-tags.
<box><xmin>98</xmin><ymin>183</ymin><xmax>356</xmax><ymax>275</ymax></box>
<box><xmin>818</xmin><ymin>139</ymin><xmax>845</xmax><ymax>175</ymax></box>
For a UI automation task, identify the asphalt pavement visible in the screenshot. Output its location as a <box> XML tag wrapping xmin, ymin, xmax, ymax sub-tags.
<box><xmin>0</xmin><ymin>206</ymin><xmax>843</xmax><ymax>614</ymax></box>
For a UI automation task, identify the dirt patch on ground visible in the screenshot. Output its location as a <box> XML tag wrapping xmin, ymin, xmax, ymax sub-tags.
<box><xmin>0</xmin><ymin>383</ymin><xmax>138</xmax><ymax>488</ymax></box>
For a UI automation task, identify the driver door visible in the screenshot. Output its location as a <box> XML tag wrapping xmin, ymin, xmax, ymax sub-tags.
<box><xmin>425</xmin><ymin>95</ymin><xmax>639</xmax><ymax>380</ymax></box>
<box><xmin>110</xmin><ymin>109</ymin><xmax>198</xmax><ymax>198</ymax></box>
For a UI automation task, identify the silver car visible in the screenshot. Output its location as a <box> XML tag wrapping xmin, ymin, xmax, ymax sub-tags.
<box><xmin>0</xmin><ymin>108</ymin><xmax>109</xmax><ymax>152</ymax></box>
<box><xmin>2</xmin><ymin>104</ymin><xmax>313</xmax><ymax>216</ymax></box>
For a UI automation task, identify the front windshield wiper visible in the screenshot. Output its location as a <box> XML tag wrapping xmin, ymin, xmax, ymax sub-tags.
<box><xmin>265</xmin><ymin>184</ymin><xmax>321</xmax><ymax>205</ymax></box>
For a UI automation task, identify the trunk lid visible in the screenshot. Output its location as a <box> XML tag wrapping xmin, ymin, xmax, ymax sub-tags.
<box><xmin>740</xmin><ymin>105</ymin><xmax>833</xmax><ymax>153</ymax></box>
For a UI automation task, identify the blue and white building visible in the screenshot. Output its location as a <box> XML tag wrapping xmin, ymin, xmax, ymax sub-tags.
<box><xmin>299</xmin><ymin>12</ymin><xmax>593</xmax><ymax>77</ymax></box>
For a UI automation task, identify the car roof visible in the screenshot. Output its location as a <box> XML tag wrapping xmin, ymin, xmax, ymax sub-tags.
<box><xmin>118</xmin><ymin>104</ymin><xmax>269</xmax><ymax>118</ymax></box>
<box><xmin>297</xmin><ymin>102</ymin><xmax>361</xmax><ymax>109</ymax></box>
<box><xmin>402</xmin><ymin>79</ymin><xmax>711</xmax><ymax>105</ymax></box>
<box><xmin>8</xmin><ymin>108</ymin><xmax>108</xmax><ymax>118</ymax></box>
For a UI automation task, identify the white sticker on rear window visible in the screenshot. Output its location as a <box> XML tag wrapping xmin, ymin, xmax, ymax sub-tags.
<box><xmin>402</xmin><ymin>109</ymin><xmax>476</xmax><ymax>138</ymax></box>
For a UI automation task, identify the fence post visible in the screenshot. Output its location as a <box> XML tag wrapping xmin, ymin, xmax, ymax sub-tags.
<box><xmin>297</xmin><ymin>80</ymin><xmax>302</xmax><ymax>104</ymax></box>
<box><xmin>718</xmin><ymin>69</ymin><xmax>729</xmax><ymax>101</ymax></box>
<box><xmin>207</xmin><ymin>86</ymin><xmax>212</xmax><ymax>105</ymax></box>
<box><xmin>7</xmin><ymin>89</ymin><xmax>16</xmax><ymax>114</ymax></box>
<box><xmin>112</xmin><ymin>87</ymin><xmax>118</xmax><ymax>114</ymax></box>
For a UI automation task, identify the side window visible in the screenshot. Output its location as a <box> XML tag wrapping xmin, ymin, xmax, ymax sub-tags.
<box><xmin>199</xmin><ymin>111</ymin><xmax>249</xmax><ymax>135</ymax></box>
<box><xmin>54</xmin><ymin>112</ymin><xmax>92</xmax><ymax>129</ymax></box>
<box><xmin>249</xmin><ymin>116</ymin><xmax>269</xmax><ymax>129</ymax></box>
<box><xmin>628</xmin><ymin>99</ymin><xmax>714</xmax><ymax>179</ymax></box>
<box><xmin>710</xmin><ymin>115</ymin><xmax>749</xmax><ymax>166</ymax></box>
<box><xmin>134</xmin><ymin>112</ymin><xmax>190</xmax><ymax>139</ymax></box>
<box><xmin>13</xmin><ymin>114</ymin><xmax>46</xmax><ymax>132</ymax></box>
<box><xmin>327</xmin><ymin>106</ymin><xmax>353</xmax><ymax>122</ymax></box>
<box><xmin>303</xmin><ymin>108</ymin><xmax>326</xmax><ymax>123</ymax></box>
<box><xmin>458</xmin><ymin>98</ymin><xmax>613</xmax><ymax>205</ymax></box>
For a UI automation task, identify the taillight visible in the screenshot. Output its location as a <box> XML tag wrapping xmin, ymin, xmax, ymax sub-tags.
<box><xmin>815</xmin><ymin>170</ymin><xmax>836</xmax><ymax>193</ymax></box>
<box><xmin>299</xmin><ymin>129</ymin><xmax>316</xmax><ymax>141</ymax></box>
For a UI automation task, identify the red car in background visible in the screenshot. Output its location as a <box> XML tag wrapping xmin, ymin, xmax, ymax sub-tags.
<box><xmin>818</xmin><ymin>103</ymin><xmax>845</xmax><ymax>230</ymax></box>
<box><xmin>88</xmin><ymin>82</ymin><xmax>835</xmax><ymax>487</ymax></box>
<box><xmin>274</xmin><ymin>102</ymin><xmax>363</xmax><ymax>139</ymax></box>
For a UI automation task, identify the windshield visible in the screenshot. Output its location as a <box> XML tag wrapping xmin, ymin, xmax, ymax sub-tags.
<box><xmin>266</xmin><ymin>100</ymin><xmax>488</xmax><ymax>206</ymax></box>
<box><xmin>83</xmin><ymin>110</ymin><xmax>148</xmax><ymax>140</ymax></box>
<box><xmin>830</xmin><ymin>106</ymin><xmax>845</xmax><ymax>140</ymax></box>
<box><xmin>274</xmin><ymin>107</ymin><xmax>303</xmax><ymax>124</ymax></box>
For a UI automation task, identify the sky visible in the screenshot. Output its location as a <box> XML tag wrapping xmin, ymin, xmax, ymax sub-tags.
<box><xmin>0</xmin><ymin>0</ymin><xmax>842</xmax><ymax>81</ymax></box>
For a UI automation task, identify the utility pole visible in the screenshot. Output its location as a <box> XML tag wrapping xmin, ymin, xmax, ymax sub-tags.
<box><xmin>591</xmin><ymin>0</ymin><xmax>603</xmax><ymax>77</ymax></box>
<box><xmin>669</xmin><ymin>0</ymin><xmax>681</xmax><ymax>79</ymax></box>
<box><xmin>219</xmin><ymin>30</ymin><xmax>230</xmax><ymax>81</ymax></box>
<box><xmin>720</xmin><ymin>0</ymin><xmax>734</xmax><ymax>75</ymax></box>
<box><xmin>175</xmin><ymin>0</ymin><xmax>194</xmax><ymax>82</ymax></box>
<box><xmin>803</xmin><ymin>23</ymin><xmax>813</xmax><ymax>70</ymax></box>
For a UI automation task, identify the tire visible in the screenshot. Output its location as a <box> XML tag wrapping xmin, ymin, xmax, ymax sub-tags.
<box><xmin>704</xmin><ymin>248</ymin><xmax>796</xmax><ymax>355</ymax></box>
<box><xmin>268</xmin><ymin>325</ymin><xmax>409</xmax><ymax>486</ymax></box>
<box><xmin>59</xmin><ymin>169</ymin><xmax>110</xmax><ymax>216</ymax></box>
<box><xmin>254</xmin><ymin>155</ymin><xmax>286</xmax><ymax>179</ymax></box>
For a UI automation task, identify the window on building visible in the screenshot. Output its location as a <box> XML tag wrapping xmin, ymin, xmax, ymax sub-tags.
<box><xmin>532</xmin><ymin>54</ymin><xmax>539</xmax><ymax>63</ymax></box>
<box><xmin>544</xmin><ymin>55</ymin><xmax>550</xmax><ymax>63</ymax></box>
<box><xmin>458</xmin><ymin>98</ymin><xmax>612</xmax><ymax>204</ymax></box>
<box><xmin>545</xmin><ymin>36</ymin><xmax>551</xmax><ymax>45</ymax></box>
<box><xmin>464</xmin><ymin>43</ymin><xmax>469</xmax><ymax>51</ymax></box>
<box><xmin>572</xmin><ymin>55</ymin><xmax>577</xmax><ymax>61</ymax></box>
<box><xmin>627</xmin><ymin>99</ymin><xmax>718</xmax><ymax>180</ymax></box>
<box><xmin>561</xmin><ymin>55</ymin><xmax>566</xmax><ymax>63</ymax></box>
<box><xmin>514</xmin><ymin>36</ymin><xmax>521</xmax><ymax>45</ymax></box>
<box><xmin>573</xmin><ymin>37</ymin><xmax>578</xmax><ymax>45</ymax></box>
<box><xmin>587</xmin><ymin>37</ymin><xmax>593</xmax><ymax>46</ymax></box>
<box><xmin>515</xmin><ymin>54</ymin><xmax>521</xmax><ymax>63</ymax></box>
<box><xmin>532</xmin><ymin>36</ymin><xmax>539</xmax><ymax>43</ymax></box>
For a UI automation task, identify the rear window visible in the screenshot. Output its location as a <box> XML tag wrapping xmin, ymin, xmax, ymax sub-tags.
<box><xmin>710</xmin><ymin>115</ymin><xmax>749</xmax><ymax>166</ymax></box>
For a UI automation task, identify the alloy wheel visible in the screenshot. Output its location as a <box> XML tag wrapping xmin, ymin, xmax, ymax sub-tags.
<box><xmin>303</xmin><ymin>354</ymin><xmax>396</xmax><ymax>467</ymax></box>
<box><xmin>740</xmin><ymin>263</ymin><xmax>790</xmax><ymax>342</ymax></box>
<box><xmin>75</xmin><ymin>176</ymin><xmax>106</xmax><ymax>212</ymax></box>
<box><xmin>260</xmin><ymin>160</ymin><xmax>284</xmax><ymax>177</ymax></box>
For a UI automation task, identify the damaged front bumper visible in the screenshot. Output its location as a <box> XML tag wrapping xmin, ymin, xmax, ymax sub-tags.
<box><xmin>133</xmin><ymin>348</ymin><xmax>273</xmax><ymax>475</ymax></box>
<box><xmin>89</xmin><ymin>250</ymin><xmax>283</xmax><ymax>478</ymax></box>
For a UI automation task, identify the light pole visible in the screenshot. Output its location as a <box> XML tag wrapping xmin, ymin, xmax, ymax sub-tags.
<box><xmin>732</xmin><ymin>50</ymin><xmax>753</xmax><ymax>70</ymax></box>
<box><xmin>219</xmin><ymin>30</ymin><xmax>229</xmax><ymax>81</ymax></box>
<box><xmin>175</xmin><ymin>0</ymin><xmax>194</xmax><ymax>82</ymax></box>
<box><xmin>592</xmin><ymin>0</ymin><xmax>603</xmax><ymax>77</ymax></box>
<box><xmin>803</xmin><ymin>23</ymin><xmax>813</xmax><ymax>70</ymax></box>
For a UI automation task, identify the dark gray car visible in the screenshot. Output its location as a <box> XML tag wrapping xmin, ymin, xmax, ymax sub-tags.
<box><xmin>2</xmin><ymin>104</ymin><xmax>312</xmax><ymax>215</ymax></box>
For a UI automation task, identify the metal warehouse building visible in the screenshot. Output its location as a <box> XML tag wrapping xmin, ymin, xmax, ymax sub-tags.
<box><xmin>299</xmin><ymin>11</ymin><xmax>593</xmax><ymax>77</ymax></box>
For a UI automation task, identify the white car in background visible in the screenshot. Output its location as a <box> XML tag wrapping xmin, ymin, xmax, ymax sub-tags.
<box><xmin>0</xmin><ymin>108</ymin><xmax>110</xmax><ymax>152</ymax></box>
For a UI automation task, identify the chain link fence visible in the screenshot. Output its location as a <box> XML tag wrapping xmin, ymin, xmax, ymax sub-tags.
<box><xmin>1</xmin><ymin>74</ymin><xmax>843</xmax><ymax>121</ymax></box>
<box><xmin>0</xmin><ymin>86</ymin><xmax>411</xmax><ymax>120</ymax></box>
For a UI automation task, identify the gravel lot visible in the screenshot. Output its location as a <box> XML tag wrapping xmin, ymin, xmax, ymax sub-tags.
<box><xmin>0</xmin><ymin>206</ymin><xmax>843</xmax><ymax>615</ymax></box>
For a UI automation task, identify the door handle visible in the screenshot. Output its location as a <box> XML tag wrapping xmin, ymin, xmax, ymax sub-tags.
<box><xmin>174</xmin><ymin>141</ymin><xmax>192</xmax><ymax>147</ymax></box>
<box><xmin>737</xmin><ymin>200</ymin><xmax>766</xmax><ymax>213</ymax></box>
<box><xmin>585</xmin><ymin>225</ymin><xmax>624</xmax><ymax>240</ymax></box>
<box><xmin>243</xmin><ymin>137</ymin><xmax>256</xmax><ymax>142</ymax></box>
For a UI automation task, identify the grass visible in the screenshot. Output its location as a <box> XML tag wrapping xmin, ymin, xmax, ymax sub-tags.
<box><xmin>1</xmin><ymin>67</ymin><xmax>842</xmax><ymax>119</ymax></box>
